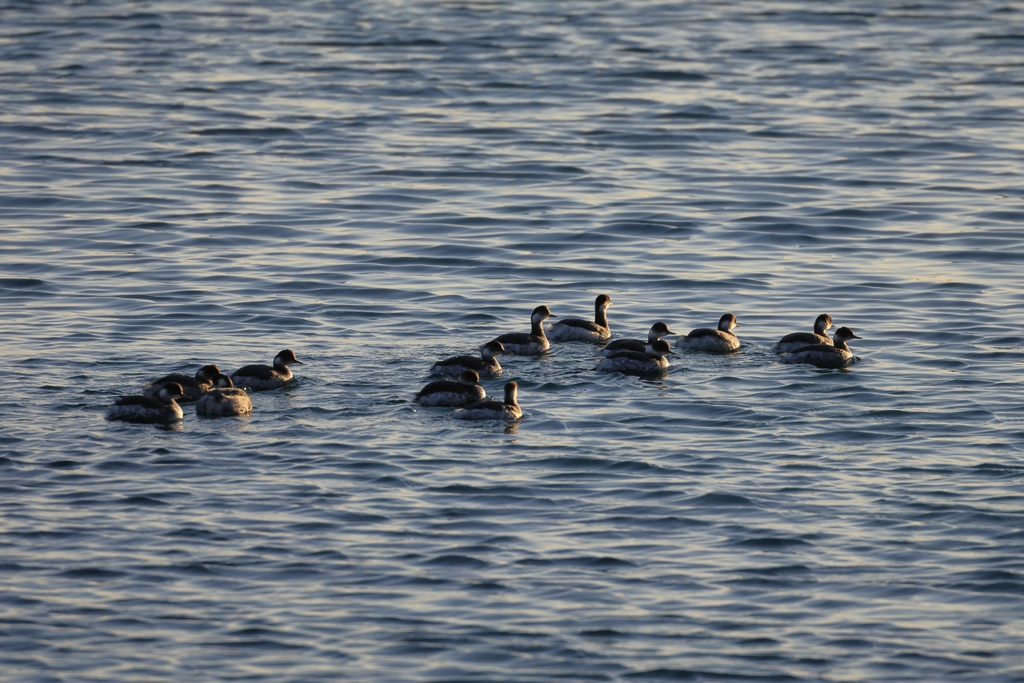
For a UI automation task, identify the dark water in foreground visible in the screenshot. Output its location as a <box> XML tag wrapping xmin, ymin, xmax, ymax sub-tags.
<box><xmin>3</xmin><ymin>1</ymin><xmax>1024</xmax><ymax>680</ymax></box>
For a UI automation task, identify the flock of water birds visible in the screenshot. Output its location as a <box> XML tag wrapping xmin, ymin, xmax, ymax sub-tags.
<box><xmin>105</xmin><ymin>295</ymin><xmax>863</xmax><ymax>425</ymax></box>
<box><xmin>105</xmin><ymin>349</ymin><xmax>304</xmax><ymax>425</ymax></box>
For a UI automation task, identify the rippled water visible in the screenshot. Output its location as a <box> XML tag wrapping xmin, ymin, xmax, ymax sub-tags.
<box><xmin>3</xmin><ymin>1</ymin><xmax>1024</xmax><ymax>680</ymax></box>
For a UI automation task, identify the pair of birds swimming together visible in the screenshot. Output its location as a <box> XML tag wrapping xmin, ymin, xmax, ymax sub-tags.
<box><xmin>105</xmin><ymin>349</ymin><xmax>304</xmax><ymax>424</ymax></box>
<box><xmin>414</xmin><ymin>299</ymin><xmax>864</xmax><ymax>419</ymax></box>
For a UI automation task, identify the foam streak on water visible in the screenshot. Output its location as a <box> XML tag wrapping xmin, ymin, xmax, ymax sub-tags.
<box><xmin>2</xmin><ymin>1</ymin><xmax>1024</xmax><ymax>680</ymax></box>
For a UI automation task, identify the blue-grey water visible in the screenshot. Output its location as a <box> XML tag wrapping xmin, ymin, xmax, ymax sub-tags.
<box><xmin>3</xmin><ymin>1</ymin><xmax>1024</xmax><ymax>680</ymax></box>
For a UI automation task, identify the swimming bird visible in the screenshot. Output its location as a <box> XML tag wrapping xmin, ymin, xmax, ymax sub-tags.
<box><xmin>230</xmin><ymin>349</ymin><xmax>303</xmax><ymax>391</ymax></box>
<box><xmin>676</xmin><ymin>313</ymin><xmax>740</xmax><ymax>353</ymax></box>
<box><xmin>431</xmin><ymin>340</ymin><xmax>505</xmax><ymax>378</ymax></box>
<box><xmin>454</xmin><ymin>381</ymin><xmax>523</xmax><ymax>421</ymax></box>
<box><xmin>489</xmin><ymin>305</ymin><xmax>555</xmax><ymax>355</ymax></box>
<box><xmin>142</xmin><ymin>364</ymin><xmax>220</xmax><ymax>402</ymax></box>
<box><xmin>196</xmin><ymin>374</ymin><xmax>253</xmax><ymax>418</ymax></box>
<box><xmin>780</xmin><ymin>327</ymin><xmax>862</xmax><ymax>369</ymax></box>
<box><xmin>547</xmin><ymin>294</ymin><xmax>612</xmax><ymax>343</ymax></box>
<box><xmin>106</xmin><ymin>383</ymin><xmax>185</xmax><ymax>424</ymax></box>
<box><xmin>597</xmin><ymin>321</ymin><xmax>675</xmax><ymax>356</ymax></box>
<box><xmin>595</xmin><ymin>339</ymin><xmax>676</xmax><ymax>376</ymax></box>
<box><xmin>414</xmin><ymin>370</ymin><xmax>486</xmax><ymax>407</ymax></box>
<box><xmin>776</xmin><ymin>314</ymin><xmax>834</xmax><ymax>354</ymax></box>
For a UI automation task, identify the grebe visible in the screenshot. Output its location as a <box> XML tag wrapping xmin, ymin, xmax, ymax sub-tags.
<box><xmin>431</xmin><ymin>340</ymin><xmax>505</xmax><ymax>378</ymax></box>
<box><xmin>489</xmin><ymin>305</ymin><xmax>555</xmax><ymax>355</ymax></box>
<box><xmin>107</xmin><ymin>383</ymin><xmax>185</xmax><ymax>424</ymax></box>
<box><xmin>780</xmin><ymin>327</ymin><xmax>862</xmax><ymax>369</ymax></box>
<box><xmin>597</xmin><ymin>321</ymin><xmax>674</xmax><ymax>356</ymax></box>
<box><xmin>677</xmin><ymin>313</ymin><xmax>740</xmax><ymax>353</ymax></box>
<box><xmin>454</xmin><ymin>381</ymin><xmax>523</xmax><ymax>421</ymax></box>
<box><xmin>414</xmin><ymin>370</ymin><xmax>486</xmax><ymax>407</ymax></box>
<box><xmin>595</xmin><ymin>339</ymin><xmax>676</xmax><ymax>376</ymax></box>
<box><xmin>776</xmin><ymin>314</ymin><xmax>834</xmax><ymax>354</ymax></box>
<box><xmin>196</xmin><ymin>374</ymin><xmax>253</xmax><ymax>417</ymax></box>
<box><xmin>548</xmin><ymin>294</ymin><xmax>612</xmax><ymax>343</ymax></box>
<box><xmin>143</xmin><ymin>364</ymin><xmax>220</xmax><ymax>401</ymax></box>
<box><xmin>230</xmin><ymin>349</ymin><xmax>303</xmax><ymax>391</ymax></box>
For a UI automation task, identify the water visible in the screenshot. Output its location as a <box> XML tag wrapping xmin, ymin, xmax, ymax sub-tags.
<box><xmin>3</xmin><ymin>1</ymin><xmax>1024</xmax><ymax>680</ymax></box>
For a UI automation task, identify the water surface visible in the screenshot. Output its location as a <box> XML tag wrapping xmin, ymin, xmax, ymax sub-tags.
<box><xmin>2</xmin><ymin>1</ymin><xmax>1024</xmax><ymax>681</ymax></box>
